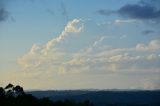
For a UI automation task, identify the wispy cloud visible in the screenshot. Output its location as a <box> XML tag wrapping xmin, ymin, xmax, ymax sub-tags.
<box><xmin>0</xmin><ymin>8</ymin><xmax>8</xmax><ymax>22</ymax></box>
<box><xmin>93</xmin><ymin>36</ymin><xmax>105</xmax><ymax>47</ymax></box>
<box><xmin>113</xmin><ymin>19</ymin><xmax>141</xmax><ymax>24</ymax></box>
<box><xmin>120</xmin><ymin>35</ymin><xmax>127</xmax><ymax>39</ymax></box>
<box><xmin>0</xmin><ymin>0</ymin><xmax>9</xmax><ymax>22</ymax></box>
<box><xmin>46</xmin><ymin>8</ymin><xmax>55</xmax><ymax>16</ymax></box>
<box><xmin>97</xmin><ymin>19</ymin><xmax>141</xmax><ymax>26</ymax></box>
<box><xmin>97</xmin><ymin>9</ymin><xmax>115</xmax><ymax>16</ymax></box>
<box><xmin>142</xmin><ymin>29</ymin><xmax>155</xmax><ymax>35</ymax></box>
<box><xmin>66</xmin><ymin>39</ymin><xmax>160</xmax><ymax>74</ymax></box>
<box><xmin>60</xmin><ymin>1</ymin><xmax>68</xmax><ymax>19</ymax></box>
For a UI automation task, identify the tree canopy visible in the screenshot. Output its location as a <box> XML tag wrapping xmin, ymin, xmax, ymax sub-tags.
<box><xmin>0</xmin><ymin>83</ymin><xmax>94</xmax><ymax>106</ymax></box>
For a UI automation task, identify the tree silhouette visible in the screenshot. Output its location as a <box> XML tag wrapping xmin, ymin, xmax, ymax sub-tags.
<box><xmin>13</xmin><ymin>85</ymin><xmax>24</xmax><ymax>96</ymax></box>
<box><xmin>5</xmin><ymin>83</ymin><xmax>14</xmax><ymax>89</ymax></box>
<box><xmin>0</xmin><ymin>87</ymin><xmax>5</xmax><ymax>99</ymax></box>
<box><xmin>0</xmin><ymin>83</ymin><xmax>94</xmax><ymax>106</ymax></box>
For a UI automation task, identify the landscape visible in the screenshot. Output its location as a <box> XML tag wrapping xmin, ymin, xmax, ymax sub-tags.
<box><xmin>1</xmin><ymin>83</ymin><xmax>160</xmax><ymax>106</ymax></box>
<box><xmin>29</xmin><ymin>90</ymin><xmax>160</xmax><ymax>106</ymax></box>
<box><xmin>0</xmin><ymin>0</ymin><xmax>160</xmax><ymax>106</ymax></box>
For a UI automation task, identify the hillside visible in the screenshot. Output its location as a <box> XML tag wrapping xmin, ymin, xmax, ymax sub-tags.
<box><xmin>28</xmin><ymin>90</ymin><xmax>160</xmax><ymax>106</ymax></box>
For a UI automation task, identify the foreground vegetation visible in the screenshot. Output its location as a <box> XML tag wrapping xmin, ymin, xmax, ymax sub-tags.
<box><xmin>1</xmin><ymin>83</ymin><xmax>159</xmax><ymax>106</ymax></box>
<box><xmin>0</xmin><ymin>83</ymin><xmax>94</xmax><ymax>106</ymax></box>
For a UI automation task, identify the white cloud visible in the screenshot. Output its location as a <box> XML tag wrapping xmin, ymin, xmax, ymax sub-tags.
<box><xmin>64</xmin><ymin>19</ymin><xmax>83</xmax><ymax>33</ymax></box>
<box><xmin>18</xmin><ymin>19</ymin><xmax>83</xmax><ymax>70</ymax></box>
<box><xmin>113</xmin><ymin>19</ymin><xmax>141</xmax><ymax>24</ymax></box>
<box><xmin>45</xmin><ymin>19</ymin><xmax>83</xmax><ymax>53</ymax></box>
<box><xmin>18</xmin><ymin>19</ymin><xmax>160</xmax><ymax>75</ymax></box>
<box><xmin>93</xmin><ymin>36</ymin><xmax>105</xmax><ymax>47</ymax></box>
<box><xmin>97</xmin><ymin>19</ymin><xmax>140</xmax><ymax>26</ymax></box>
<box><xmin>136</xmin><ymin>39</ymin><xmax>160</xmax><ymax>51</ymax></box>
<box><xmin>17</xmin><ymin>24</ymin><xmax>160</xmax><ymax>89</ymax></box>
<box><xmin>147</xmin><ymin>54</ymin><xmax>157</xmax><ymax>60</ymax></box>
<box><xmin>66</xmin><ymin>39</ymin><xmax>160</xmax><ymax>73</ymax></box>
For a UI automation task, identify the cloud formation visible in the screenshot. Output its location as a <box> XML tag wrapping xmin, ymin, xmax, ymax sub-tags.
<box><xmin>97</xmin><ymin>9</ymin><xmax>115</xmax><ymax>16</ymax></box>
<box><xmin>0</xmin><ymin>0</ymin><xmax>9</xmax><ymax>22</ymax></box>
<box><xmin>142</xmin><ymin>29</ymin><xmax>155</xmax><ymax>35</ymax></box>
<box><xmin>18</xmin><ymin>19</ymin><xmax>83</xmax><ymax>70</ymax></box>
<box><xmin>45</xmin><ymin>19</ymin><xmax>83</xmax><ymax>52</ymax></box>
<box><xmin>18</xmin><ymin>19</ymin><xmax>160</xmax><ymax>76</ymax></box>
<box><xmin>66</xmin><ymin>39</ymin><xmax>160</xmax><ymax>73</ymax></box>
<box><xmin>0</xmin><ymin>8</ymin><xmax>8</xmax><ymax>22</ymax></box>
<box><xmin>98</xmin><ymin>0</ymin><xmax>160</xmax><ymax>22</ymax></box>
<box><xmin>118</xmin><ymin>4</ymin><xmax>160</xmax><ymax>20</ymax></box>
<box><xmin>60</xmin><ymin>1</ymin><xmax>67</xmax><ymax>17</ymax></box>
<box><xmin>113</xmin><ymin>19</ymin><xmax>141</xmax><ymax>24</ymax></box>
<box><xmin>136</xmin><ymin>39</ymin><xmax>160</xmax><ymax>51</ymax></box>
<box><xmin>19</xmin><ymin>35</ymin><xmax>160</xmax><ymax>74</ymax></box>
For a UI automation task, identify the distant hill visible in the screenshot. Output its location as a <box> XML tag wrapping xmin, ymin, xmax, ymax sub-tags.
<box><xmin>27</xmin><ymin>90</ymin><xmax>160</xmax><ymax>106</ymax></box>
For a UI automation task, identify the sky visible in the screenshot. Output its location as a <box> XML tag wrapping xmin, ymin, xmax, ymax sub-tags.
<box><xmin>0</xmin><ymin>0</ymin><xmax>160</xmax><ymax>90</ymax></box>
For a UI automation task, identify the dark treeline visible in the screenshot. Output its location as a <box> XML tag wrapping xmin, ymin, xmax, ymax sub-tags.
<box><xmin>0</xmin><ymin>83</ymin><xmax>94</xmax><ymax>106</ymax></box>
<box><xmin>1</xmin><ymin>83</ymin><xmax>159</xmax><ymax>106</ymax></box>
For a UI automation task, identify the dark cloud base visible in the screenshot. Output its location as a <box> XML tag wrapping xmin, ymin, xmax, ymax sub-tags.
<box><xmin>142</xmin><ymin>30</ymin><xmax>155</xmax><ymax>35</ymax></box>
<box><xmin>98</xmin><ymin>0</ymin><xmax>160</xmax><ymax>22</ymax></box>
<box><xmin>118</xmin><ymin>4</ymin><xmax>160</xmax><ymax>20</ymax></box>
<box><xmin>0</xmin><ymin>7</ymin><xmax>8</xmax><ymax>22</ymax></box>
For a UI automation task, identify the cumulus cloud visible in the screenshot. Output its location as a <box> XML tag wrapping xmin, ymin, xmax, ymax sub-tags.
<box><xmin>45</xmin><ymin>19</ymin><xmax>83</xmax><ymax>52</ymax></box>
<box><xmin>18</xmin><ymin>19</ymin><xmax>83</xmax><ymax>70</ymax></box>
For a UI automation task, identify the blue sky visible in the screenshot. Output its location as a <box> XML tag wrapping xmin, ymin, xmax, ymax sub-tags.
<box><xmin>0</xmin><ymin>0</ymin><xmax>160</xmax><ymax>90</ymax></box>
